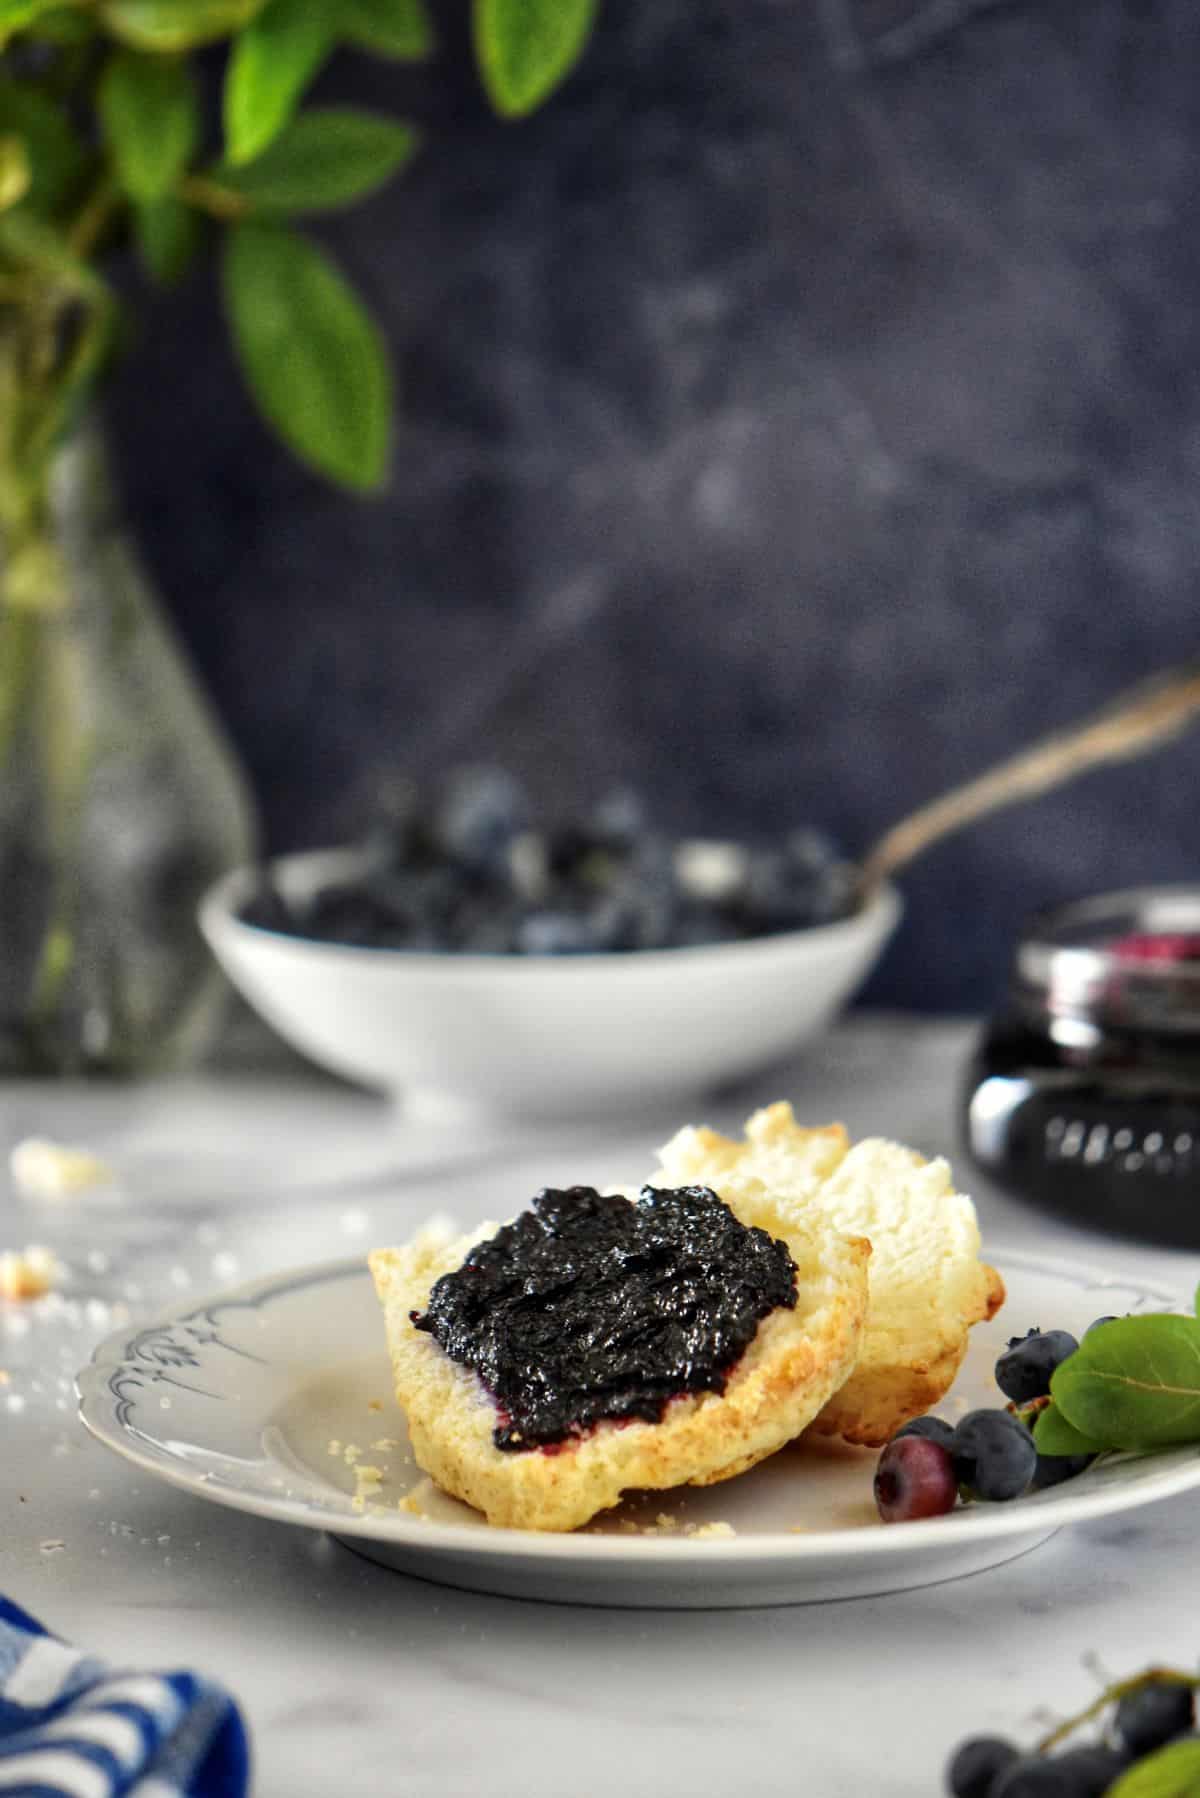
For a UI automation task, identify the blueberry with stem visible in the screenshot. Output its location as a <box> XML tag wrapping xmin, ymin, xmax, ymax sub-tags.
<box><xmin>995</xmin><ymin>1329</ymin><xmax>1079</xmax><ymax>1405</ymax></box>
<box><xmin>1114</xmin><ymin>1678</ymin><xmax>1196</xmax><ymax>1755</ymax></box>
<box><xmin>947</xmin><ymin>1735</ymin><xmax>1019</xmax><ymax>1797</ymax></box>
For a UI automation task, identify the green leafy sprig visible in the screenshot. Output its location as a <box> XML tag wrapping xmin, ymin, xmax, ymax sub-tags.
<box><xmin>1036</xmin><ymin>1291</ymin><xmax>1200</xmax><ymax>1458</ymax></box>
<box><xmin>988</xmin><ymin>1665</ymin><xmax>1200</xmax><ymax>1795</ymax></box>
<box><xmin>0</xmin><ymin>0</ymin><xmax>601</xmax><ymax>506</ymax></box>
<box><xmin>1110</xmin><ymin>1733</ymin><xmax>1200</xmax><ymax>1797</ymax></box>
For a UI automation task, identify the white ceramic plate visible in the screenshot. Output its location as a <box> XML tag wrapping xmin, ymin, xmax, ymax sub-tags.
<box><xmin>77</xmin><ymin>1251</ymin><xmax>1200</xmax><ymax>1609</ymax></box>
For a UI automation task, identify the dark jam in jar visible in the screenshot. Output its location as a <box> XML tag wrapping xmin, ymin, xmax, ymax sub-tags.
<box><xmin>411</xmin><ymin>1183</ymin><xmax>797</xmax><ymax>1451</ymax></box>
<box><xmin>961</xmin><ymin>886</ymin><xmax>1200</xmax><ymax>1247</ymax></box>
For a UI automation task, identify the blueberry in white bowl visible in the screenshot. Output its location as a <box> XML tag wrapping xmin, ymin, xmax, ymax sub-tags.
<box><xmin>204</xmin><ymin>660</ymin><xmax>1200</xmax><ymax>1117</ymax></box>
<box><xmin>236</xmin><ymin>768</ymin><xmax>861</xmax><ymax>958</ymax></box>
<box><xmin>200</xmin><ymin>769</ymin><xmax>901</xmax><ymax>1117</ymax></box>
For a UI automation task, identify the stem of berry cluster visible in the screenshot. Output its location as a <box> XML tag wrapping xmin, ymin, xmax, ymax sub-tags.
<box><xmin>1035</xmin><ymin>1668</ymin><xmax>1200</xmax><ymax>1754</ymax></box>
<box><xmin>0</xmin><ymin>307</ymin><xmax>96</xmax><ymax>1051</ymax></box>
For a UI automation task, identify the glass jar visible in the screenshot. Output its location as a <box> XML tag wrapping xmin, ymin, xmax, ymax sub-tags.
<box><xmin>961</xmin><ymin>887</ymin><xmax>1200</xmax><ymax>1246</ymax></box>
<box><xmin>0</xmin><ymin>423</ymin><xmax>256</xmax><ymax>1074</ymax></box>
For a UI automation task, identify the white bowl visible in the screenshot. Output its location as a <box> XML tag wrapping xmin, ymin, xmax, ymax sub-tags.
<box><xmin>200</xmin><ymin>851</ymin><xmax>902</xmax><ymax>1119</ymax></box>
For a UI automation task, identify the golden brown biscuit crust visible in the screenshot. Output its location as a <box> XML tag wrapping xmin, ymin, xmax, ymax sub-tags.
<box><xmin>652</xmin><ymin>1104</ymin><xmax>1002</xmax><ymax>1448</ymax></box>
<box><xmin>370</xmin><ymin>1195</ymin><xmax>870</xmax><ymax>1532</ymax></box>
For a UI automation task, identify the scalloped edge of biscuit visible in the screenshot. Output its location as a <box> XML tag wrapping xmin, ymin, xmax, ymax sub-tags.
<box><xmin>653</xmin><ymin>1104</ymin><xmax>1004</xmax><ymax>1449</ymax></box>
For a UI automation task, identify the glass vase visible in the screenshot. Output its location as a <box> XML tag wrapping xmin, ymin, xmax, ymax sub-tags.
<box><xmin>0</xmin><ymin>421</ymin><xmax>256</xmax><ymax>1074</ymax></box>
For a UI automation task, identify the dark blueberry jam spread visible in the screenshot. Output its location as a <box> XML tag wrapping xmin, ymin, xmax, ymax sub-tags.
<box><xmin>411</xmin><ymin>1184</ymin><xmax>798</xmax><ymax>1452</ymax></box>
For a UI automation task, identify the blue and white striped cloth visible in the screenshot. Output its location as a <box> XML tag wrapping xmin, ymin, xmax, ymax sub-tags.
<box><xmin>0</xmin><ymin>1598</ymin><xmax>249</xmax><ymax>1797</ymax></box>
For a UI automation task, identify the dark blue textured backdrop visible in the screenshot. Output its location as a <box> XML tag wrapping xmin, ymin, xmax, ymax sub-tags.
<box><xmin>107</xmin><ymin>0</ymin><xmax>1200</xmax><ymax>1010</ymax></box>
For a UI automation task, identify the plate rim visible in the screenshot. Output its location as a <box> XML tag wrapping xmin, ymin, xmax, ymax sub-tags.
<box><xmin>76</xmin><ymin>1247</ymin><xmax>1199</xmax><ymax>1565</ymax></box>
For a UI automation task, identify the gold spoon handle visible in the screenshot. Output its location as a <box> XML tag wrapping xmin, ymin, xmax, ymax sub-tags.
<box><xmin>858</xmin><ymin>659</ymin><xmax>1200</xmax><ymax>896</ymax></box>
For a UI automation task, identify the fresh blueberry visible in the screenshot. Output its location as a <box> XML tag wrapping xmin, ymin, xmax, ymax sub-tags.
<box><xmin>361</xmin><ymin>775</ymin><xmax>427</xmax><ymax>870</ymax></box>
<box><xmin>804</xmin><ymin>859</ymin><xmax>858</xmax><ymax>926</ymax></box>
<box><xmin>947</xmin><ymin>1736</ymin><xmax>1020</xmax><ymax>1798</ymax></box>
<box><xmin>991</xmin><ymin>1754</ymin><xmax>1089</xmax><ymax>1796</ymax></box>
<box><xmin>445</xmin><ymin>892</ymin><xmax>524</xmax><ymax>953</ymax></box>
<box><xmin>588</xmin><ymin>788</ymin><xmax>647</xmax><ymax>851</ymax></box>
<box><xmin>740</xmin><ymin>848</ymin><xmax>822</xmax><ymax>933</ymax></box>
<box><xmin>431</xmin><ymin>767</ymin><xmax>530</xmax><ymax>876</ymax></box>
<box><xmin>995</xmin><ymin>1330</ymin><xmax>1079</xmax><ymax>1405</ymax></box>
<box><xmin>782</xmin><ymin>826</ymin><xmax>839</xmax><ymax>874</ymax></box>
<box><xmin>779</xmin><ymin>830</ymin><xmax>856</xmax><ymax>925</ymax></box>
<box><xmin>302</xmin><ymin>885</ymin><xmax>398</xmax><ymax>947</ymax></box>
<box><xmin>364</xmin><ymin>864</ymin><xmax>465</xmax><ymax>923</ymax></box>
<box><xmin>544</xmin><ymin>791</ymin><xmax>648</xmax><ymax>884</ymax></box>
<box><xmin>1030</xmin><ymin>1451</ymin><xmax>1094</xmax><ymax>1491</ymax></box>
<box><xmin>669</xmin><ymin>904</ymin><xmax>745</xmax><ymax>948</ymax></box>
<box><xmin>1051</xmin><ymin>1745</ymin><xmax>1131</xmax><ymax>1794</ymax></box>
<box><xmin>895</xmin><ymin>1415</ymin><xmax>959</xmax><ymax>1452</ymax></box>
<box><xmin>1114</xmin><ymin>1679</ymin><xmax>1196</xmax><ymax>1756</ymax></box>
<box><xmin>265</xmin><ymin>772</ymin><xmax>865</xmax><ymax>953</ymax></box>
<box><xmin>516</xmin><ymin>912</ymin><xmax>598</xmax><ymax>955</ymax></box>
<box><xmin>873</xmin><ymin>1435</ymin><xmax>958</xmax><ymax>1523</ymax></box>
<box><xmin>581</xmin><ymin>894</ymin><xmax>639</xmax><ymax>953</ymax></box>
<box><xmin>600</xmin><ymin>843</ymin><xmax>680</xmax><ymax>950</ymax></box>
<box><xmin>242</xmin><ymin>873</ymin><xmax>296</xmax><ymax>934</ymax></box>
<box><xmin>953</xmin><ymin>1410</ymin><xmax>1037</xmax><ymax>1501</ymax></box>
<box><xmin>545</xmin><ymin>824</ymin><xmax>608</xmax><ymax>882</ymax></box>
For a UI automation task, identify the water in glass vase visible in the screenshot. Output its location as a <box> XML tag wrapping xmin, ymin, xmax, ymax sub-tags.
<box><xmin>0</xmin><ymin>423</ymin><xmax>256</xmax><ymax>1074</ymax></box>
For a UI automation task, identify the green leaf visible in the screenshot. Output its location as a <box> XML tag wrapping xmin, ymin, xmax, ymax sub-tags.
<box><xmin>0</xmin><ymin>135</ymin><xmax>30</xmax><ymax>212</ymax></box>
<box><xmin>0</xmin><ymin>0</ymin><xmax>62</xmax><ymax>37</ymax></box>
<box><xmin>222</xmin><ymin>221</ymin><xmax>390</xmax><ymax>489</ymax></box>
<box><xmin>0</xmin><ymin>212</ymin><xmax>117</xmax><ymax>445</ymax></box>
<box><xmin>101</xmin><ymin>0</ymin><xmax>265</xmax><ymax>52</ymax></box>
<box><xmin>23</xmin><ymin>6</ymin><xmax>95</xmax><ymax>42</ymax></box>
<box><xmin>0</xmin><ymin>209</ymin><xmax>106</xmax><ymax>294</ymax></box>
<box><xmin>215</xmin><ymin>108</ymin><xmax>418</xmax><ymax>213</ymax></box>
<box><xmin>0</xmin><ymin>78</ymin><xmax>85</xmax><ymax>218</ymax></box>
<box><xmin>474</xmin><ymin>0</ymin><xmax>597</xmax><ymax>118</ymax></box>
<box><xmin>1032</xmin><ymin>1403</ymin><xmax>1107</xmax><ymax>1458</ymax></box>
<box><xmin>342</xmin><ymin>0</ymin><xmax>433</xmax><ymax>59</ymax></box>
<box><xmin>1051</xmin><ymin>1314</ymin><xmax>1200</xmax><ymax>1450</ymax></box>
<box><xmin>134</xmin><ymin>193</ymin><xmax>202</xmax><ymax>283</ymax></box>
<box><xmin>224</xmin><ymin>0</ymin><xmax>334</xmax><ymax>166</ymax></box>
<box><xmin>98</xmin><ymin>50</ymin><xmax>199</xmax><ymax>201</ymax></box>
<box><xmin>1194</xmin><ymin>1281</ymin><xmax>1200</xmax><ymax>1319</ymax></box>
<box><xmin>1108</xmin><ymin>1736</ymin><xmax>1200</xmax><ymax>1796</ymax></box>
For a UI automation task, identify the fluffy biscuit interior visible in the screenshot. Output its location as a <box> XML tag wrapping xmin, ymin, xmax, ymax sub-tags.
<box><xmin>369</xmin><ymin>1185</ymin><xmax>870</xmax><ymax>1532</ymax></box>
<box><xmin>652</xmin><ymin>1102</ymin><xmax>1003</xmax><ymax>1446</ymax></box>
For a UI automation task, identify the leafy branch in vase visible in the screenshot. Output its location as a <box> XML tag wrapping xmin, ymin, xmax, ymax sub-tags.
<box><xmin>0</xmin><ymin>0</ymin><xmax>599</xmax><ymax>1072</ymax></box>
<box><xmin>0</xmin><ymin>0</ymin><xmax>600</xmax><ymax>516</ymax></box>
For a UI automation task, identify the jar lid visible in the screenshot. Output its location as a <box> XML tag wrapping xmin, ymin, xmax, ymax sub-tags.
<box><xmin>1015</xmin><ymin>886</ymin><xmax>1200</xmax><ymax>1035</ymax></box>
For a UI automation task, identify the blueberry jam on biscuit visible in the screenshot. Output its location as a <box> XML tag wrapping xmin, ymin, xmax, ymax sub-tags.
<box><xmin>411</xmin><ymin>1184</ymin><xmax>798</xmax><ymax>1451</ymax></box>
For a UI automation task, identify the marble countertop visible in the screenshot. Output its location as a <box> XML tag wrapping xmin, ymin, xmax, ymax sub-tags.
<box><xmin>2</xmin><ymin>1017</ymin><xmax>1198</xmax><ymax>1797</ymax></box>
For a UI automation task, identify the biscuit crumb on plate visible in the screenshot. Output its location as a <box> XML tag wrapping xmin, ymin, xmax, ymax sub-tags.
<box><xmin>397</xmin><ymin>1478</ymin><xmax>439</xmax><ymax>1520</ymax></box>
<box><xmin>10</xmin><ymin>1139</ymin><xmax>113</xmax><ymax>1198</ymax></box>
<box><xmin>351</xmin><ymin>1465</ymin><xmax>386</xmax><ymax>1513</ymax></box>
<box><xmin>0</xmin><ymin>1246</ymin><xmax>59</xmax><ymax>1301</ymax></box>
